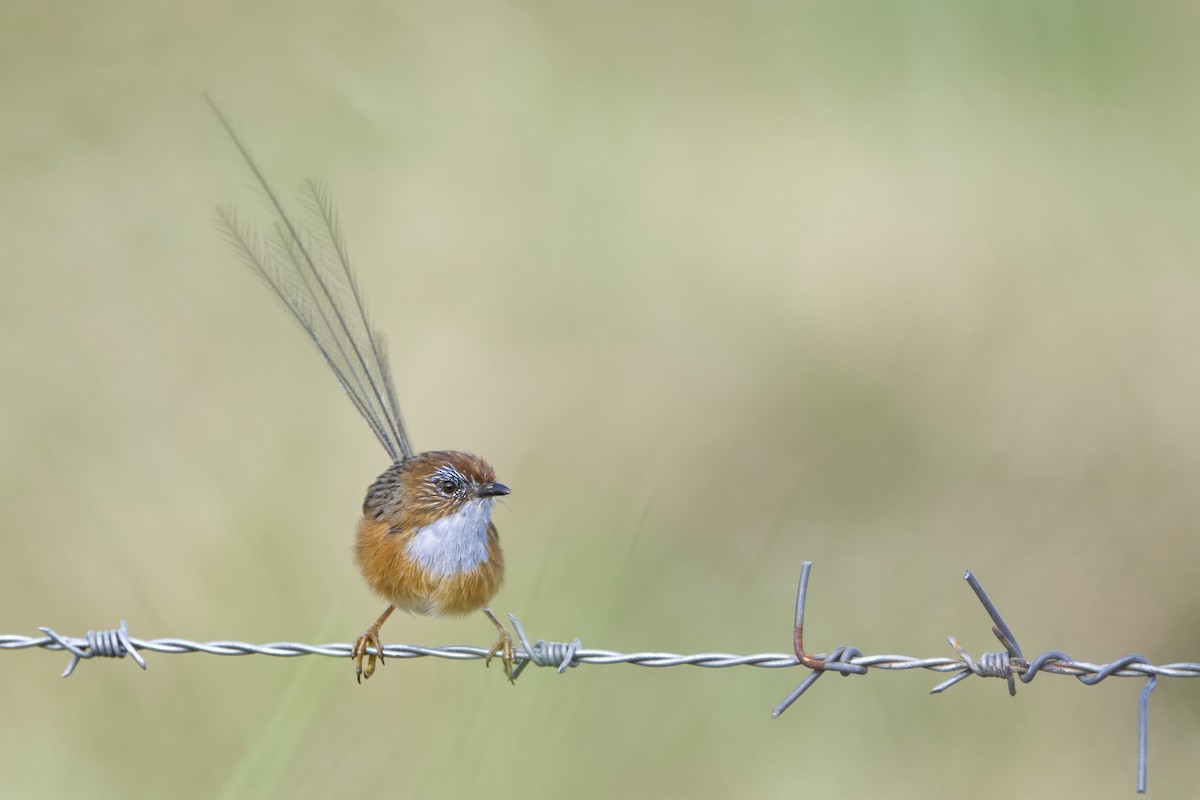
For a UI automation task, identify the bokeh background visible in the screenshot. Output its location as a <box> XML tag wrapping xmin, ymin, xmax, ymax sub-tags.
<box><xmin>3</xmin><ymin>2</ymin><xmax>1200</xmax><ymax>797</ymax></box>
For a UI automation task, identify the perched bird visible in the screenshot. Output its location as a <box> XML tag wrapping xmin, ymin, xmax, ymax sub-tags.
<box><xmin>207</xmin><ymin>98</ymin><xmax>513</xmax><ymax>682</ymax></box>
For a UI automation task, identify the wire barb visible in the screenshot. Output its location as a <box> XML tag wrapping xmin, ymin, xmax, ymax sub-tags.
<box><xmin>506</xmin><ymin>614</ymin><xmax>581</xmax><ymax>680</ymax></box>
<box><xmin>935</xmin><ymin>570</ymin><xmax>1159</xmax><ymax>794</ymax></box>
<box><xmin>36</xmin><ymin>620</ymin><xmax>146</xmax><ymax>678</ymax></box>
<box><xmin>772</xmin><ymin>561</ymin><xmax>867</xmax><ymax>718</ymax></box>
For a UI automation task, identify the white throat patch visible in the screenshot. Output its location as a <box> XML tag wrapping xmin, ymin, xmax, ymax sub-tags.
<box><xmin>404</xmin><ymin>499</ymin><xmax>494</xmax><ymax>578</ymax></box>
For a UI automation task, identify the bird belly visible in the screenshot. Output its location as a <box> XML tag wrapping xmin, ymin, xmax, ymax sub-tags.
<box><xmin>354</xmin><ymin>514</ymin><xmax>504</xmax><ymax>617</ymax></box>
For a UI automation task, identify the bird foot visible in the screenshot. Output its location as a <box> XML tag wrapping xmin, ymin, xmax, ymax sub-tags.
<box><xmin>482</xmin><ymin>608</ymin><xmax>515</xmax><ymax>683</ymax></box>
<box><xmin>351</xmin><ymin>627</ymin><xmax>384</xmax><ymax>683</ymax></box>
<box><xmin>351</xmin><ymin>606</ymin><xmax>396</xmax><ymax>683</ymax></box>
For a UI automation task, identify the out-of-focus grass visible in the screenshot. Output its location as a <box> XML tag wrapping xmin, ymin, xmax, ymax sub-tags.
<box><xmin>3</xmin><ymin>2</ymin><xmax>1200</xmax><ymax>797</ymax></box>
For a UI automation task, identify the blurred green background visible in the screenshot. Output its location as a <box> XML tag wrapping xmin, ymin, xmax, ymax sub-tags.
<box><xmin>3</xmin><ymin>1</ymin><xmax>1200</xmax><ymax>797</ymax></box>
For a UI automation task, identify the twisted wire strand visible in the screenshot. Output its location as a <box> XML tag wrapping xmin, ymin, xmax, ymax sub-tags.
<box><xmin>4</xmin><ymin>625</ymin><xmax>1198</xmax><ymax>680</ymax></box>
<box><xmin>6</xmin><ymin>565</ymin><xmax>1193</xmax><ymax>793</ymax></box>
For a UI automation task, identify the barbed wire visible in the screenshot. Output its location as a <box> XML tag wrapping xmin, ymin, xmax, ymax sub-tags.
<box><xmin>4</xmin><ymin>564</ymin><xmax>1192</xmax><ymax>794</ymax></box>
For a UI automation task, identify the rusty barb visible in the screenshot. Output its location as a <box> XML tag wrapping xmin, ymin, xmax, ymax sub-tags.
<box><xmin>771</xmin><ymin>563</ymin><xmax>1166</xmax><ymax>794</ymax></box>
<box><xmin>5</xmin><ymin>562</ymin><xmax>1194</xmax><ymax>793</ymax></box>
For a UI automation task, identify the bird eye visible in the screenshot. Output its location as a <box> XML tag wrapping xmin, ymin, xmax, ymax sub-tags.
<box><xmin>437</xmin><ymin>478</ymin><xmax>460</xmax><ymax>496</ymax></box>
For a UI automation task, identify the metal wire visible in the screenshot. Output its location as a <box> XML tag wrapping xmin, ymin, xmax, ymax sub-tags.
<box><xmin>8</xmin><ymin>630</ymin><xmax>1194</xmax><ymax>679</ymax></box>
<box><xmin>4</xmin><ymin>565</ymin><xmax>1193</xmax><ymax>793</ymax></box>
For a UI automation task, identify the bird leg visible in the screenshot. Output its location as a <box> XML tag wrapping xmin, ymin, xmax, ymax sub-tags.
<box><xmin>482</xmin><ymin>608</ymin><xmax>515</xmax><ymax>683</ymax></box>
<box><xmin>352</xmin><ymin>605</ymin><xmax>396</xmax><ymax>683</ymax></box>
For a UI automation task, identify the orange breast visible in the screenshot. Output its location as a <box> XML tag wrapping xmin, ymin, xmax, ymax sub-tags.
<box><xmin>354</xmin><ymin>516</ymin><xmax>504</xmax><ymax>616</ymax></box>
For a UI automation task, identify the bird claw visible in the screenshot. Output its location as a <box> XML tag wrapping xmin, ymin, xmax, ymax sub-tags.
<box><xmin>485</xmin><ymin>628</ymin><xmax>515</xmax><ymax>683</ymax></box>
<box><xmin>351</xmin><ymin>628</ymin><xmax>384</xmax><ymax>683</ymax></box>
<box><xmin>482</xmin><ymin>608</ymin><xmax>515</xmax><ymax>683</ymax></box>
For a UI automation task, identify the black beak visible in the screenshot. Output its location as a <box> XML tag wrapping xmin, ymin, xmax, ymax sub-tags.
<box><xmin>476</xmin><ymin>481</ymin><xmax>511</xmax><ymax>498</ymax></box>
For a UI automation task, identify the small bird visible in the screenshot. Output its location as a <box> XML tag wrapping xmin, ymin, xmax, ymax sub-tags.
<box><xmin>207</xmin><ymin>98</ymin><xmax>514</xmax><ymax>683</ymax></box>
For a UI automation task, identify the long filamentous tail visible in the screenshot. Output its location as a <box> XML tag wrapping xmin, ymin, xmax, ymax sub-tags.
<box><xmin>207</xmin><ymin>96</ymin><xmax>411</xmax><ymax>462</ymax></box>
